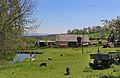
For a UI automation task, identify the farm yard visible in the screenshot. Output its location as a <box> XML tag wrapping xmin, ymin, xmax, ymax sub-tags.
<box><xmin>0</xmin><ymin>46</ymin><xmax>120</xmax><ymax>78</ymax></box>
<box><xmin>1</xmin><ymin>0</ymin><xmax>120</xmax><ymax>78</ymax></box>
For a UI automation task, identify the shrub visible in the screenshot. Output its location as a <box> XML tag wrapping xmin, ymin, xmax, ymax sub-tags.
<box><xmin>113</xmin><ymin>67</ymin><xmax>120</xmax><ymax>72</ymax></box>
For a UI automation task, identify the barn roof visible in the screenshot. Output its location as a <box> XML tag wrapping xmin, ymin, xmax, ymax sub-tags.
<box><xmin>38</xmin><ymin>40</ymin><xmax>55</xmax><ymax>42</ymax></box>
<box><xmin>56</xmin><ymin>34</ymin><xmax>89</xmax><ymax>42</ymax></box>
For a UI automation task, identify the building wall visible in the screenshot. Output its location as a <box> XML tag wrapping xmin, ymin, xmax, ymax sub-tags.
<box><xmin>56</xmin><ymin>41</ymin><xmax>68</xmax><ymax>48</ymax></box>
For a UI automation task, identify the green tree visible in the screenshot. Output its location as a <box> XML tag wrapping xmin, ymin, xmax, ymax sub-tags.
<box><xmin>88</xmin><ymin>27</ymin><xmax>92</xmax><ymax>33</ymax></box>
<box><xmin>71</xmin><ymin>29</ymin><xmax>81</xmax><ymax>34</ymax></box>
<box><xmin>0</xmin><ymin>0</ymin><xmax>35</xmax><ymax>64</ymax></box>
<box><xmin>83</xmin><ymin>28</ymin><xmax>88</xmax><ymax>34</ymax></box>
<box><xmin>102</xmin><ymin>16</ymin><xmax>120</xmax><ymax>40</ymax></box>
<box><xmin>67</xmin><ymin>29</ymin><xmax>71</xmax><ymax>34</ymax></box>
<box><xmin>95</xmin><ymin>26</ymin><xmax>102</xmax><ymax>33</ymax></box>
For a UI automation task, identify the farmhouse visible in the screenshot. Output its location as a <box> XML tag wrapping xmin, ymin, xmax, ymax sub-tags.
<box><xmin>56</xmin><ymin>34</ymin><xmax>89</xmax><ymax>48</ymax></box>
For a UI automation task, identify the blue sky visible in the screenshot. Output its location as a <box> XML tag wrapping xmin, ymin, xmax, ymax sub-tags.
<box><xmin>31</xmin><ymin>0</ymin><xmax>120</xmax><ymax>34</ymax></box>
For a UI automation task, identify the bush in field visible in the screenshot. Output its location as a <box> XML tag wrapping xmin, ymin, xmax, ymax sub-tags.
<box><xmin>111</xmin><ymin>64</ymin><xmax>120</xmax><ymax>72</ymax></box>
<box><xmin>111</xmin><ymin>64</ymin><xmax>115</xmax><ymax>68</ymax></box>
<box><xmin>100</xmin><ymin>64</ymin><xmax>120</xmax><ymax>78</ymax></box>
<box><xmin>113</xmin><ymin>68</ymin><xmax>120</xmax><ymax>72</ymax></box>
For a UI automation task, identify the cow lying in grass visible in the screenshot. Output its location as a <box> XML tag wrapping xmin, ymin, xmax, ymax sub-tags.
<box><xmin>39</xmin><ymin>62</ymin><xmax>47</xmax><ymax>67</ymax></box>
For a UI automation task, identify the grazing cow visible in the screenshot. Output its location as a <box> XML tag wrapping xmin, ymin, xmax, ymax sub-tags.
<box><xmin>39</xmin><ymin>62</ymin><xmax>47</xmax><ymax>67</ymax></box>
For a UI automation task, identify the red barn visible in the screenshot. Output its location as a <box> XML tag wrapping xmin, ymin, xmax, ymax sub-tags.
<box><xmin>56</xmin><ymin>34</ymin><xmax>89</xmax><ymax>48</ymax></box>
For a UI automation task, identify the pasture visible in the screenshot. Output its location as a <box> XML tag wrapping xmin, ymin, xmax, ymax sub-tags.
<box><xmin>0</xmin><ymin>46</ymin><xmax>120</xmax><ymax>78</ymax></box>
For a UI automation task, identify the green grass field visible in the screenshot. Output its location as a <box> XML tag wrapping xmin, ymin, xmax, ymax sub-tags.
<box><xmin>0</xmin><ymin>46</ymin><xmax>120</xmax><ymax>78</ymax></box>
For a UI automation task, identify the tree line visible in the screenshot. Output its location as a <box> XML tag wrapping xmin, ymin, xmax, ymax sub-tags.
<box><xmin>67</xmin><ymin>17</ymin><xmax>120</xmax><ymax>40</ymax></box>
<box><xmin>67</xmin><ymin>25</ymin><xmax>109</xmax><ymax>35</ymax></box>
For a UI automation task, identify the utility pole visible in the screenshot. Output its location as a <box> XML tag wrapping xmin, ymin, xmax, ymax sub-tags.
<box><xmin>77</xmin><ymin>32</ymin><xmax>84</xmax><ymax>54</ymax></box>
<box><xmin>82</xmin><ymin>32</ymin><xmax>84</xmax><ymax>54</ymax></box>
